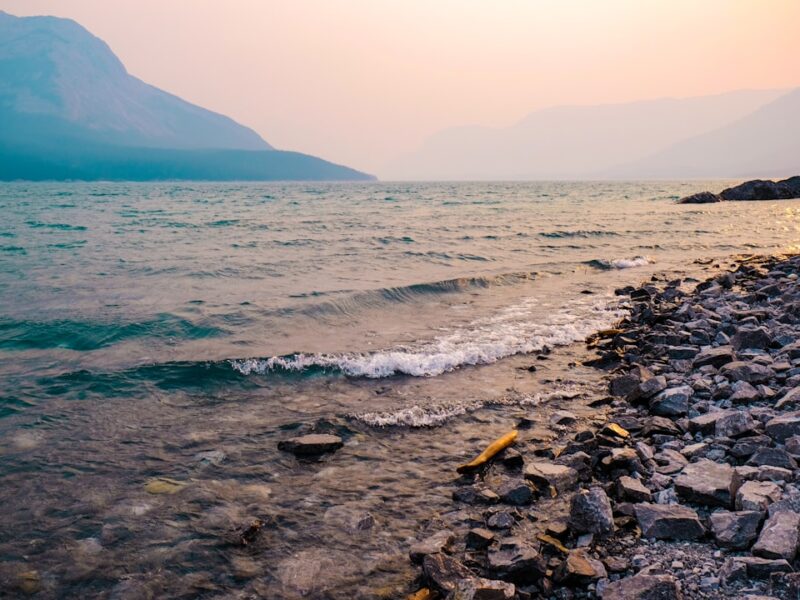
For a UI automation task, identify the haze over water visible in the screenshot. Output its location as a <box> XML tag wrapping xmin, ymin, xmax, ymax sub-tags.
<box><xmin>2</xmin><ymin>181</ymin><xmax>800</xmax><ymax>596</ymax></box>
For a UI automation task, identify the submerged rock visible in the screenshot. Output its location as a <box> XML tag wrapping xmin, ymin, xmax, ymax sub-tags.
<box><xmin>278</xmin><ymin>433</ymin><xmax>344</xmax><ymax>456</ymax></box>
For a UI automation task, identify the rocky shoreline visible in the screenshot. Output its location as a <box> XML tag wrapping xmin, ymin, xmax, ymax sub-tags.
<box><xmin>679</xmin><ymin>177</ymin><xmax>800</xmax><ymax>204</ymax></box>
<box><xmin>404</xmin><ymin>253</ymin><xmax>800</xmax><ymax>600</ymax></box>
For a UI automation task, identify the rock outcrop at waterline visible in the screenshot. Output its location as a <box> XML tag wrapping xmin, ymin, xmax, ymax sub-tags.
<box><xmin>406</xmin><ymin>253</ymin><xmax>800</xmax><ymax>599</ymax></box>
<box><xmin>679</xmin><ymin>176</ymin><xmax>800</xmax><ymax>203</ymax></box>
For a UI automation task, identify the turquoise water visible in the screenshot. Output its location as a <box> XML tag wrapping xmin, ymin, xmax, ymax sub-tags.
<box><xmin>1</xmin><ymin>181</ymin><xmax>800</xmax><ymax>597</ymax></box>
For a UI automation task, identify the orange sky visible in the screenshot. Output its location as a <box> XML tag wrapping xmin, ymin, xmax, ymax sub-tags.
<box><xmin>3</xmin><ymin>0</ymin><xmax>799</xmax><ymax>175</ymax></box>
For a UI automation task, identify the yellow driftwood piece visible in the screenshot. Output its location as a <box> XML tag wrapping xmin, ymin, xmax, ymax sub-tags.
<box><xmin>456</xmin><ymin>430</ymin><xmax>518</xmax><ymax>474</ymax></box>
<box><xmin>537</xmin><ymin>533</ymin><xmax>569</xmax><ymax>554</ymax></box>
<box><xmin>407</xmin><ymin>587</ymin><xmax>436</xmax><ymax>600</ymax></box>
<box><xmin>604</xmin><ymin>423</ymin><xmax>630</xmax><ymax>439</ymax></box>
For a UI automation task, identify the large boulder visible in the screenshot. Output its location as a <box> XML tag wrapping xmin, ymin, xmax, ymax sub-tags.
<box><xmin>720</xmin><ymin>178</ymin><xmax>800</xmax><ymax>201</ymax></box>
<box><xmin>736</xmin><ymin>480</ymin><xmax>782</xmax><ymax>512</ymax></box>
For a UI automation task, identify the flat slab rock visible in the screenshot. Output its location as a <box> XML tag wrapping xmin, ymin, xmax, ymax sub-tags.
<box><xmin>277</xmin><ymin>433</ymin><xmax>344</xmax><ymax>456</ymax></box>
<box><xmin>674</xmin><ymin>458</ymin><xmax>742</xmax><ymax>508</ymax></box>
<box><xmin>523</xmin><ymin>461</ymin><xmax>578</xmax><ymax>492</ymax></box>
<box><xmin>765</xmin><ymin>412</ymin><xmax>800</xmax><ymax>442</ymax></box>
<box><xmin>601</xmin><ymin>573</ymin><xmax>681</xmax><ymax>600</ymax></box>
<box><xmin>634</xmin><ymin>503</ymin><xmax>705</xmax><ymax>540</ymax></box>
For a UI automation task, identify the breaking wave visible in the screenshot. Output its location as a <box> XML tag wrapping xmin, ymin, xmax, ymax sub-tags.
<box><xmin>231</xmin><ymin>296</ymin><xmax>627</xmax><ymax>379</ymax></box>
<box><xmin>584</xmin><ymin>256</ymin><xmax>652</xmax><ymax>270</ymax></box>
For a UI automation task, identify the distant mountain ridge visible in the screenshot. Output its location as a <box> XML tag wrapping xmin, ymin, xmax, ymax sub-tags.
<box><xmin>0</xmin><ymin>11</ymin><xmax>373</xmax><ymax>181</ymax></box>
<box><xmin>386</xmin><ymin>89</ymin><xmax>795</xmax><ymax>180</ymax></box>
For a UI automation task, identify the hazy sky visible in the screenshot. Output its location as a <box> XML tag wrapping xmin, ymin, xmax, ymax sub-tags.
<box><xmin>3</xmin><ymin>0</ymin><xmax>799</xmax><ymax>175</ymax></box>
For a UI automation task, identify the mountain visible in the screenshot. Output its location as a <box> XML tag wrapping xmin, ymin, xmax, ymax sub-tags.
<box><xmin>385</xmin><ymin>89</ymin><xmax>787</xmax><ymax>180</ymax></box>
<box><xmin>609</xmin><ymin>88</ymin><xmax>800</xmax><ymax>179</ymax></box>
<box><xmin>0</xmin><ymin>11</ymin><xmax>373</xmax><ymax>181</ymax></box>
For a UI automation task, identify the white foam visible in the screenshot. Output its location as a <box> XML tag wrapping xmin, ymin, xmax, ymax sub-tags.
<box><xmin>610</xmin><ymin>256</ymin><xmax>652</xmax><ymax>269</ymax></box>
<box><xmin>353</xmin><ymin>386</ymin><xmax>589</xmax><ymax>427</ymax></box>
<box><xmin>231</xmin><ymin>296</ymin><xmax>627</xmax><ymax>379</ymax></box>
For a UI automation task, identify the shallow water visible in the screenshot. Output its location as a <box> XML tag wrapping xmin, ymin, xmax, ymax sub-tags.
<box><xmin>1</xmin><ymin>181</ymin><xmax>800</xmax><ymax>597</ymax></box>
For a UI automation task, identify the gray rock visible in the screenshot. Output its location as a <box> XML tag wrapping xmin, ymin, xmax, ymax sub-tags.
<box><xmin>689</xmin><ymin>410</ymin><xmax>730</xmax><ymax>435</ymax></box>
<box><xmin>709</xmin><ymin>510</ymin><xmax>763</xmax><ymax>549</ymax></box>
<box><xmin>487</xmin><ymin>537</ymin><xmax>546</xmax><ymax>582</ymax></box>
<box><xmin>715</xmin><ymin>410</ymin><xmax>757</xmax><ymax>438</ymax></box>
<box><xmin>524</xmin><ymin>462</ymin><xmax>578</xmax><ymax>493</ymax></box>
<box><xmin>602</xmin><ymin>573</ymin><xmax>681</xmax><ymax>600</ymax></box>
<box><xmin>486</xmin><ymin>511</ymin><xmax>516</xmax><ymax>529</ymax></box>
<box><xmin>410</xmin><ymin>530</ymin><xmax>454</xmax><ymax>562</ymax></box>
<box><xmin>729</xmin><ymin>381</ymin><xmax>761</xmax><ymax>404</ymax></box>
<box><xmin>747</xmin><ymin>447</ymin><xmax>798</xmax><ymax>470</ymax></box>
<box><xmin>617</xmin><ymin>476</ymin><xmax>653</xmax><ymax>502</ymax></box>
<box><xmin>650</xmin><ymin>386</ymin><xmax>691</xmax><ymax>417</ymax></box>
<box><xmin>721</xmin><ymin>361</ymin><xmax>773</xmax><ymax>384</ymax></box>
<box><xmin>785</xmin><ymin>435</ymin><xmax>800</xmax><ymax>456</ymax></box>
<box><xmin>634</xmin><ymin>503</ymin><xmax>705</xmax><ymax>540</ymax></box>
<box><xmin>693</xmin><ymin>346</ymin><xmax>735</xmax><ymax>369</ymax></box>
<box><xmin>496</xmin><ymin>479</ymin><xmax>533</xmax><ymax>506</ymax></box>
<box><xmin>775</xmin><ymin>387</ymin><xmax>800</xmax><ymax>410</ymax></box>
<box><xmin>674</xmin><ymin>459</ymin><xmax>742</xmax><ymax>508</ymax></box>
<box><xmin>610</xmin><ymin>374</ymin><xmax>640</xmax><ymax>397</ymax></box>
<box><xmin>736</xmin><ymin>480</ymin><xmax>782</xmax><ymax>512</ymax></box>
<box><xmin>731</xmin><ymin>327</ymin><xmax>772</xmax><ymax>350</ymax></box>
<box><xmin>752</xmin><ymin>511</ymin><xmax>800</xmax><ymax>560</ymax></box>
<box><xmin>765</xmin><ymin>411</ymin><xmax>800</xmax><ymax>442</ymax></box>
<box><xmin>729</xmin><ymin>556</ymin><xmax>793</xmax><ymax>579</ymax></box>
<box><xmin>569</xmin><ymin>487</ymin><xmax>614</xmax><ymax>534</ymax></box>
<box><xmin>277</xmin><ymin>433</ymin><xmax>343</xmax><ymax>456</ymax></box>
<box><xmin>638</xmin><ymin>375</ymin><xmax>668</xmax><ymax>400</ymax></box>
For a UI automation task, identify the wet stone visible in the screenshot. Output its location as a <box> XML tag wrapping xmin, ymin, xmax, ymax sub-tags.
<box><xmin>410</xmin><ymin>530</ymin><xmax>454</xmax><ymax>562</ymax></box>
<box><xmin>674</xmin><ymin>458</ymin><xmax>742</xmax><ymax>508</ymax></box>
<box><xmin>569</xmin><ymin>487</ymin><xmax>614</xmax><ymax>534</ymax></box>
<box><xmin>496</xmin><ymin>480</ymin><xmax>533</xmax><ymax>506</ymax></box>
<box><xmin>277</xmin><ymin>433</ymin><xmax>343</xmax><ymax>456</ymax></box>
<box><xmin>450</xmin><ymin>577</ymin><xmax>515</xmax><ymax>600</ymax></box>
<box><xmin>466</xmin><ymin>528</ymin><xmax>495</xmax><ymax>550</ymax></box>
<box><xmin>634</xmin><ymin>503</ymin><xmax>705</xmax><ymax>540</ymax></box>
<box><xmin>422</xmin><ymin>553</ymin><xmax>475</xmax><ymax>593</ymax></box>
<box><xmin>709</xmin><ymin>510</ymin><xmax>763</xmax><ymax>549</ymax></box>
